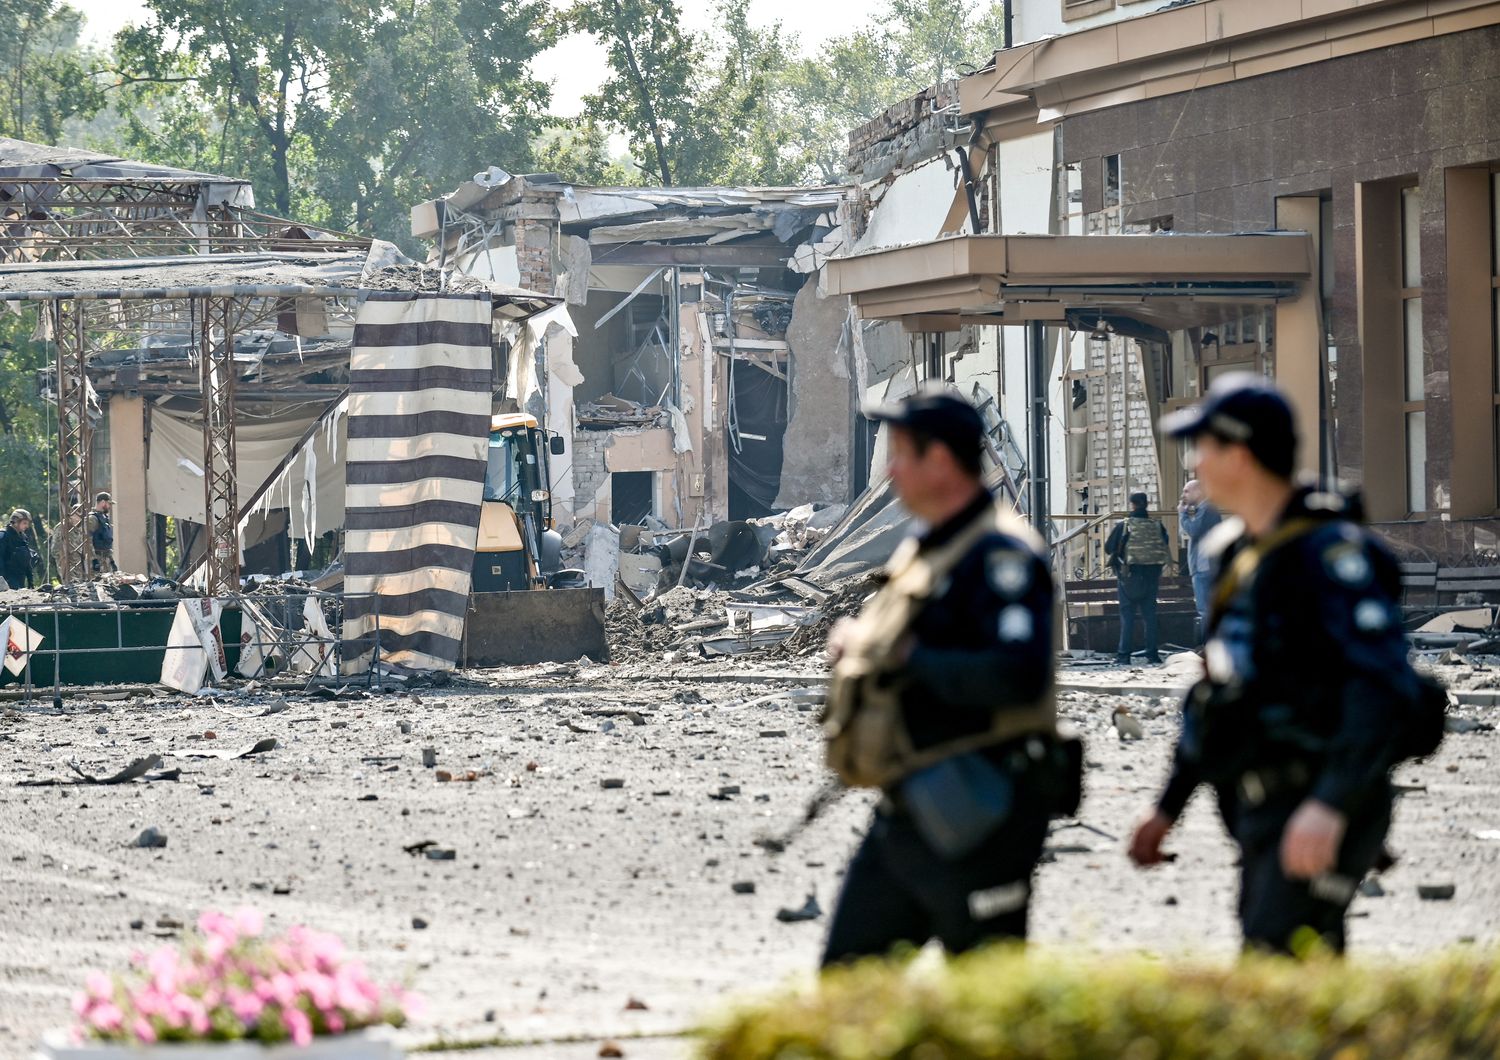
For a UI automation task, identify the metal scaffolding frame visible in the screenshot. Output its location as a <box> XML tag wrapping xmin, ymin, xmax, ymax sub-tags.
<box><xmin>199</xmin><ymin>297</ymin><xmax>243</xmax><ymax>595</ymax></box>
<box><xmin>0</xmin><ymin>176</ymin><xmax>356</xmax><ymax>264</ymax></box>
<box><xmin>1</xmin><ymin>142</ymin><xmax>370</xmax><ymax>587</ymax></box>
<box><xmin>52</xmin><ymin>299</ymin><xmax>91</xmax><ymax>581</ymax></box>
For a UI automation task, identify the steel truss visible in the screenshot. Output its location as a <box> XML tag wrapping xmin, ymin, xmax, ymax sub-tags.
<box><xmin>52</xmin><ymin>300</ymin><xmax>92</xmax><ymax>581</ymax></box>
<box><xmin>0</xmin><ymin>177</ymin><xmax>358</xmax><ymax>263</ymax></box>
<box><xmin>199</xmin><ymin>297</ymin><xmax>243</xmax><ymax>596</ymax></box>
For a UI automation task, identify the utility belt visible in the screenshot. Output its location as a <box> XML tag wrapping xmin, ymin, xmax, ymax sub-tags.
<box><xmin>879</xmin><ymin>728</ymin><xmax>1084</xmax><ymax>861</ymax></box>
<box><xmin>1235</xmin><ymin>758</ymin><xmax>1314</xmax><ymax>809</ymax></box>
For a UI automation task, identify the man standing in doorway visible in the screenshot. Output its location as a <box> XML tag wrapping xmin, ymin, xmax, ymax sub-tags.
<box><xmin>88</xmin><ymin>492</ymin><xmax>117</xmax><ymax>577</ymax></box>
<box><xmin>1178</xmin><ymin>479</ymin><xmax>1222</xmax><ymax>641</ymax></box>
<box><xmin>820</xmin><ymin>387</ymin><xmax>1078</xmax><ymax>964</ymax></box>
<box><xmin>1106</xmin><ymin>492</ymin><xmax>1169</xmax><ymax>665</ymax></box>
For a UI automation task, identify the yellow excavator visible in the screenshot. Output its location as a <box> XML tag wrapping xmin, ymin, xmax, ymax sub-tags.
<box><xmin>464</xmin><ymin>412</ymin><xmax>604</xmax><ymax>664</ymax></box>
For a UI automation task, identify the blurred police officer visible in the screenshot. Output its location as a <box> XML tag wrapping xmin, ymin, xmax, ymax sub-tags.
<box><xmin>821</xmin><ymin>386</ymin><xmax>1079</xmax><ymax>965</ymax></box>
<box><xmin>1129</xmin><ymin>373</ymin><xmax>1441</xmax><ymax>955</ymax></box>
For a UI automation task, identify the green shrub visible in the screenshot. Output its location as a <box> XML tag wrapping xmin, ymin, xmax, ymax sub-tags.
<box><xmin>700</xmin><ymin>947</ymin><xmax>1500</xmax><ymax>1059</ymax></box>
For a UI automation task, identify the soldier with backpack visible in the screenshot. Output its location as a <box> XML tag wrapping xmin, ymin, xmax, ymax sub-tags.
<box><xmin>1105</xmin><ymin>492</ymin><xmax>1171</xmax><ymax>665</ymax></box>
<box><xmin>1128</xmin><ymin>373</ymin><xmax>1444</xmax><ymax>955</ymax></box>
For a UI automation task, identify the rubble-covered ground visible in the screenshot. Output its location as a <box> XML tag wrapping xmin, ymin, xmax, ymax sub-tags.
<box><xmin>1</xmin><ymin>655</ymin><xmax>1496</xmax><ymax>1059</ymax></box>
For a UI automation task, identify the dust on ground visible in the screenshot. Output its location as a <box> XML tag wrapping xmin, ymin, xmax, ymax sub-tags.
<box><xmin>0</xmin><ymin>655</ymin><xmax>1495</xmax><ymax>1058</ymax></box>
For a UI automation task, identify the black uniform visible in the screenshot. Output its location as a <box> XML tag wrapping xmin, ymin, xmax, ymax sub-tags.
<box><xmin>1154</xmin><ymin>485</ymin><xmax>1418</xmax><ymax>954</ymax></box>
<box><xmin>822</xmin><ymin>489</ymin><xmax>1062</xmax><ymax>963</ymax></box>
<box><xmin>89</xmin><ymin>509</ymin><xmax>116</xmax><ymax>574</ymax></box>
<box><xmin>0</xmin><ymin>525</ymin><xmax>37</xmax><ymax>590</ymax></box>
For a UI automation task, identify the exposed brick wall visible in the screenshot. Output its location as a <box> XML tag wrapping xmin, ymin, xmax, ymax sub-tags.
<box><xmin>846</xmin><ymin>80</ymin><xmax>965</xmax><ymax>182</ymax></box>
<box><xmin>569</xmin><ymin>430</ymin><xmax>612</xmax><ymax>522</ymax></box>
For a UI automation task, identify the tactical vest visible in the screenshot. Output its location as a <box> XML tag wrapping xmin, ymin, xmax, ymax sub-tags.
<box><xmin>90</xmin><ymin>510</ymin><xmax>113</xmax><ymax>551</ymax></box>
<box><xmin>1122</xmin><ymin>515</ymin><xmax>1169</xmax><ymax>567</ymax></box>
<box><xmin>823</xmin><ymin>499</ymin><xmax>1058</xmax><ymax>790</ymax></box>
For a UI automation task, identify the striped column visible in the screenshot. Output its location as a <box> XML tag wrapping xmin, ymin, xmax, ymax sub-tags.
<box><xmin>340</xmin><ymin>291</ymin><xmax>492</xmax><ymax>673</ymax></box>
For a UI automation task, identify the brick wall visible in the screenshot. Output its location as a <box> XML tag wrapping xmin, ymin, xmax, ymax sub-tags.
<box><xmin>570</xmin><ymin>431</ymin><xmax>612</xmax><ymax>522</ymax></box>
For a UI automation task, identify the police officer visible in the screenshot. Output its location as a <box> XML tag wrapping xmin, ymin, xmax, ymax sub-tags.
<box><xmin>1129</xmin><ymin>373</ymin><xmax>1436</xmax><ymax>955</ymax></box>
<box><xmin>88</xmin><ymin>492</ymin><xmax>117</xmax><ymax>576</ymax></box>
<box><xmin>821</xmin><ymin>387</ymin><xmax>1078</xmax><ymax>964</ymax></box>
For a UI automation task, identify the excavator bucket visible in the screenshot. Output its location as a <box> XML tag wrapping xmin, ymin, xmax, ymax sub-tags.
<box><xmin>463</xmin><ymin>587</ymin><xmax>608</xmax><ymax>667</ymax></box>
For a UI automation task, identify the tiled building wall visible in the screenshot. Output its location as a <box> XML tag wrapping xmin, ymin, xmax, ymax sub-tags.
<box><xmin>1060</xmin><ymin>24</ymin><xmax>1500</xmax><ymax>557</ymax></box>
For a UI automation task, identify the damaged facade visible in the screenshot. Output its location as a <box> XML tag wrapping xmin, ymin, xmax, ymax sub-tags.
<box><xmin>415</xmin><ymin>178</ymin><xmax>871</xmax><ymax>537</ymax></box>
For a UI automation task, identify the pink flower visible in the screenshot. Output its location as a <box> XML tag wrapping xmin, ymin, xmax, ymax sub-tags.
<box><xmin>85</xmin><ymin>971</ymin><xmax>113</xmax><ymax>999</ymax></box>
<box><xmin>283</xmin><ymin>1006</ymin><xmax>313</xmax><ymax>1047</ymax></box>
<box><xmin>233</xmin><ymin>907</ymin><xmax>264</xmax><ymax>938</ymax></box>
<box><xmin>132</xmin><ymin>1017</ymin><xmax>157</xmax><ymax>1044</ymax></box>
<box><xmin>230</xmin><ymin>989</ymin><xmax>265</xmax><ymax>1023</ymax></box>
<box><xmin>88</xmin><ymin>1003</ymin><xmax>124</xmax><ymax>1034</ymax></box>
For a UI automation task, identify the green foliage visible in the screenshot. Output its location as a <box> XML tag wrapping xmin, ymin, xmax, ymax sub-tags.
<box><xmin>108</xmin><ymin>0</ymin><xmax>553</xmax><ymax>244</ymax></box>
<box><xmin>567</xmin><ymin>0</ymin><xmax>695</xmax><ymax>186</ymax></box>
<box><xmin>780</xmin><ymin>0</ymin><xmax>1006</xmax><ymax>181</ymax></box>
<box><xmin>302</xmin><ymin>0</ymin><xmax>554</xmax><ymax>243</ymax></box>
<box><xmin>0</xmin><ymin>1</ymin><xmax>107</xmax><ymax>144</ymax></box>
<box><xmin>533</xmin><ymin>119</ymin><xmax>633</xmax><ymax>186</ymax></box>
<box><xmin>0</xmin><ymin>308</ymin><xmax>57</xmax><ymax>530</ymax></box>
<box><xmin>674</xmin><ymin>0</ymin><xmax>807</xmax><ymax>187</ymax></box>
<box><xmin>701</xmin><ymin>946</ymin><xmax>1500</xmax><ymax>1059</ymax></box>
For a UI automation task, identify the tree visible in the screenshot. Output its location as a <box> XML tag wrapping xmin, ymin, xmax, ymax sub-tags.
<box><xmin>111</xmin><ymin>1</ymin><xmax>358</xmax><ymax>217</ymax></box>
<box><xmin>568</xmin><ymin>0</ymin><xmax>694</xmax><ymax>187</ymax></box>
<box><xmin>305</xmin><ymin>0</ymin><xmax>554</xmax><ymax>244</ymax></box>
<box><xmin>675</xmin><ymin>0</ymin><xmax>808</xmax><ymax>187</ymax></box>
<box><xmin>780</xmin><ymin>0</ymin><xmax>1005</xmax><ymax>182</ymax></box>
<box><xmin>0</xmin><ymin>308</ymin><xmax>58</xmax><ymax>538</ymax></box>
<box><xmin>109</xmin><ymin>0</ymin><xmax>554</xmax><ymax>247</ymax></box>
<box><xmin>532</xmin><ymin>119</ymin><xmax>633</xmax><ymax>186</ymax></box>
<box><xmin>0</xmin><ymin>1</ymin><xmax>106</xmax><ymax>144</ymax></box>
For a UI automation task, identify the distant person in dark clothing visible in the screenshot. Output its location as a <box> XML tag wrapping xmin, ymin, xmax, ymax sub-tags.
<box><xmin>1106</xmin><ymin>492</ymin><xmax>1170</xmax><ymax>665</ymax></box>
<box><xmin>0</xmin><ymin>509</ymin><xmax>39</xmax><ymax>591</ymax></box>
<box><xmin>89</xmin><ymin>491</ymin><xmax>117</xmax><ymax>576</ymax></box>
<box><xmin>1178</xmin><ymin>479</ymin><xmax>1223</xmax><ymax>640</ymax></box>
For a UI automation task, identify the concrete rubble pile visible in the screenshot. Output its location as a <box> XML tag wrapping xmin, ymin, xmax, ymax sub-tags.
<box><xmin>600</xmin><ymin>483</ymin><xmax>925</xmax><ymax>662</ymax></box>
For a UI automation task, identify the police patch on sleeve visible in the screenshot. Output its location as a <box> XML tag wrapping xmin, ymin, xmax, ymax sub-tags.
<box><xmin>1323</xmin><ymin>541</ymin><xmax>1372</xmax><ymax>588</ymax></box>
<box><xmin>998</xmin><ymin>605</ymin><xmax>1034</xmax><ymax>643</ymax></box>
<box><xmin>986</xmin><ymin>547</ymin><xmax>1032</xmax><ymax>598</ymax></box>
<box><xmin>1353</xmin><ymin>598</ymin><xmax>1391</xmax><ymax>633</ymax></box>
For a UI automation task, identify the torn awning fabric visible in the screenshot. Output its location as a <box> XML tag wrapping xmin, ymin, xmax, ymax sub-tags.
<box><xmin>340</xmin><ymin>291</ymin><xmax>493</xmax><ymax>674</ymax></box>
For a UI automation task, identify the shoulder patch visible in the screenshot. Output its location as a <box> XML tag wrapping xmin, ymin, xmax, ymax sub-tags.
<box><xmin>1323</xmin><ymin>539</ymin><xmax>1373</xmax><ymax>588</ymax></box>
<box><xmin>985</xmin><ymin>546</ymin><xmax>1033</xmax><ymax>597</ymax></box>
<box><xmin>1353</xmin><ymin>597</ymin><xmax>1393</xmax><ymax>633</ymax></box>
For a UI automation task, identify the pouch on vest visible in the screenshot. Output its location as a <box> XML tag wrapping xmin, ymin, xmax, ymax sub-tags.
<box><xmin>1123</xmin><ymin>517</ymin><xmax>1170</xmax><ymax>567</ymax></box>
<box><xmin>900</xmin><ymin>751</ymin><xmax>1014</xmax><ymax>860</ymax></box>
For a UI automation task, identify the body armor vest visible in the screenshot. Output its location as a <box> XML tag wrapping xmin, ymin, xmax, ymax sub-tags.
<box><xmin>823</xmin><ymin>499</ymin><xmax>1057</xmax><ymax>789</ymax></box>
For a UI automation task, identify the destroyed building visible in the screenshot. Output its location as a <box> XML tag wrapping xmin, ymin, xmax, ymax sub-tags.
<box><xmin>413</xmin><ymin>176</ymin><xmax>881</xmax><ymax>534</ymax></box>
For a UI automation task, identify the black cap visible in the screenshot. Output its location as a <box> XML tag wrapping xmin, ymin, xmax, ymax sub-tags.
<box><xmin>865</xmin><ymin>387</ymin><xmax>985</xmax><ymax>465</ymax></box>
<box><xmin>1160</xmin><ymin>372</ymin><xmax>1296</xmax><ymax>476</ymax></box>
